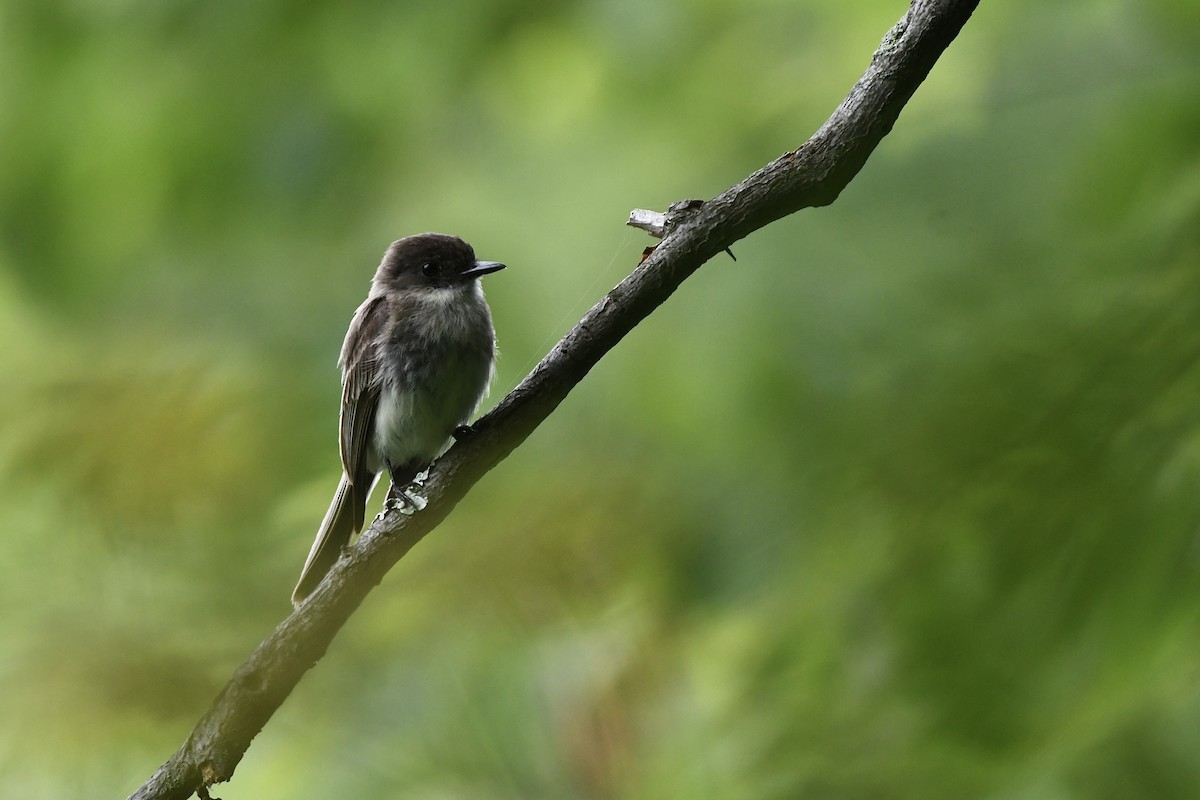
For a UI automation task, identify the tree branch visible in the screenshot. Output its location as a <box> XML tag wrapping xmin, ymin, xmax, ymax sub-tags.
<box><xmin>130</xmin><ymin>2</ymin><xmax>979</xmax><ymax>797</ymax></box>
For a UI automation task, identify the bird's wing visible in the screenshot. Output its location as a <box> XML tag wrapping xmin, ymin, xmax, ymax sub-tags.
<box><xmin>338</xmin><ymin>294</ymin><xmax>387</xmax><ymax>492</ymax></box>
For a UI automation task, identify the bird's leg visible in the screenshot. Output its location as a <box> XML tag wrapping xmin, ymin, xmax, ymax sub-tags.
<box><xmin>452</xmin><ymin>424</ymin><xmax>475</xmax><ymax>442</ymax></box>
<box><xmin>384</xmin><ymin>458</ymin><xmax>415</xmax><ymax>511</ymax></box>
<box><xmin>383</xmin><ymin>458</ymin><xmax>428</xmax><ymax>514</ymax></box>
<box><xmin>385</xmin><ymin>457</ymin><xmax>404</xmax><ymax>491</ymax></box>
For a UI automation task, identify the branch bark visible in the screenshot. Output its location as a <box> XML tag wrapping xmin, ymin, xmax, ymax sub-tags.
<box><xmin>131</xmin><ymin>2</ymin><xmax>979</xmax><ymax>797</ymax></box>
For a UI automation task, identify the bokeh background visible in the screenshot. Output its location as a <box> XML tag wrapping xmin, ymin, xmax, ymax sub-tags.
<box><xmin>2</xmin><ymin>0</ymin><xmax>1200</xmax><ymax>797</ymax></box>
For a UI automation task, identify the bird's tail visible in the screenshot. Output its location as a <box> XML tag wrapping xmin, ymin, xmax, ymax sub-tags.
<box><xmin>292</xmin><ymin>473</ymin><xmax>374</xmax><ymax>605</ymax></box>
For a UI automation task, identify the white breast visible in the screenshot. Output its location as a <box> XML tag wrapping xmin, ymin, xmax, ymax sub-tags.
<box><xmin>370</xmin><ymin>283</ymin><xmax>494</xmax><ymax>466</ymax></box>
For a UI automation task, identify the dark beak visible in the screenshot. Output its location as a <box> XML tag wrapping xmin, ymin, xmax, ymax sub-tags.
<box><xmin>460</xmin><ymin>260</ymin><xmax>506</xmax><ymax>279</ymax></box>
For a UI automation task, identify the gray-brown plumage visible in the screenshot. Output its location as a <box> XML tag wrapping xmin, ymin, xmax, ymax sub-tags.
<box><xmin>292</xmin><ymin>233</ymin><xmax>504</xmax><ymax>604</ymax></box>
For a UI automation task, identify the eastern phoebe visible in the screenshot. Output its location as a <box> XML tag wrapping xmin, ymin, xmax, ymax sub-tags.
<box><xmin>292</xmin><ymin>233</ymin><xmax>505</xmax><ymax>604</ymax></box>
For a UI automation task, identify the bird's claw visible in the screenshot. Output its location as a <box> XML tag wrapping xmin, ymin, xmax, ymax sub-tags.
<box><xmin>385</xmin><ymin>485</ymin><xmax>427</xmax><ymax>516</ymax></box>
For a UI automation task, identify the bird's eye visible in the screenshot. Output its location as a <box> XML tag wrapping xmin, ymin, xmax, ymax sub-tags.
<box><xmin>421</xmin><ymin>262</ymin><xmax>438</xmax><ymax>277</ymax></box>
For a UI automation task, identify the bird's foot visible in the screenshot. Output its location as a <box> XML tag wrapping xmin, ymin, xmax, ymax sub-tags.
<box><xmin>386</xmin><ymin>484</ymin><xmax>428</xmax><ymax>516</ymax></box>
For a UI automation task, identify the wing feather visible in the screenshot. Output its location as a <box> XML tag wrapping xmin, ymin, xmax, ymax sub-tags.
<box><xmin>338</xmin><ymin>295</ymin><xmax>387</xmax><ymax>492</ymax></box>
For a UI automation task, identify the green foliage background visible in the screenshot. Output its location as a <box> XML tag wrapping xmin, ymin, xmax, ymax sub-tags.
<box><xmin>2</xmin><ymin>0</ymin><xmax>1199</xmax><ymax>797</ymax></box>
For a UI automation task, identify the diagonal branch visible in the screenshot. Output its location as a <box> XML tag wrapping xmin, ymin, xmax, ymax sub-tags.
<box><xmin>130</xmin><ymin>1</ymin><xmax>979</xmax><ymax>797</ymax></box>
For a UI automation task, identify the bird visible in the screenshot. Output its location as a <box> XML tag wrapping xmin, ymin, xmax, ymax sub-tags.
<box><xmin>292</xmin><ymin>233</ymin><xmax>505</xmax><ymax>604</ymax></box>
